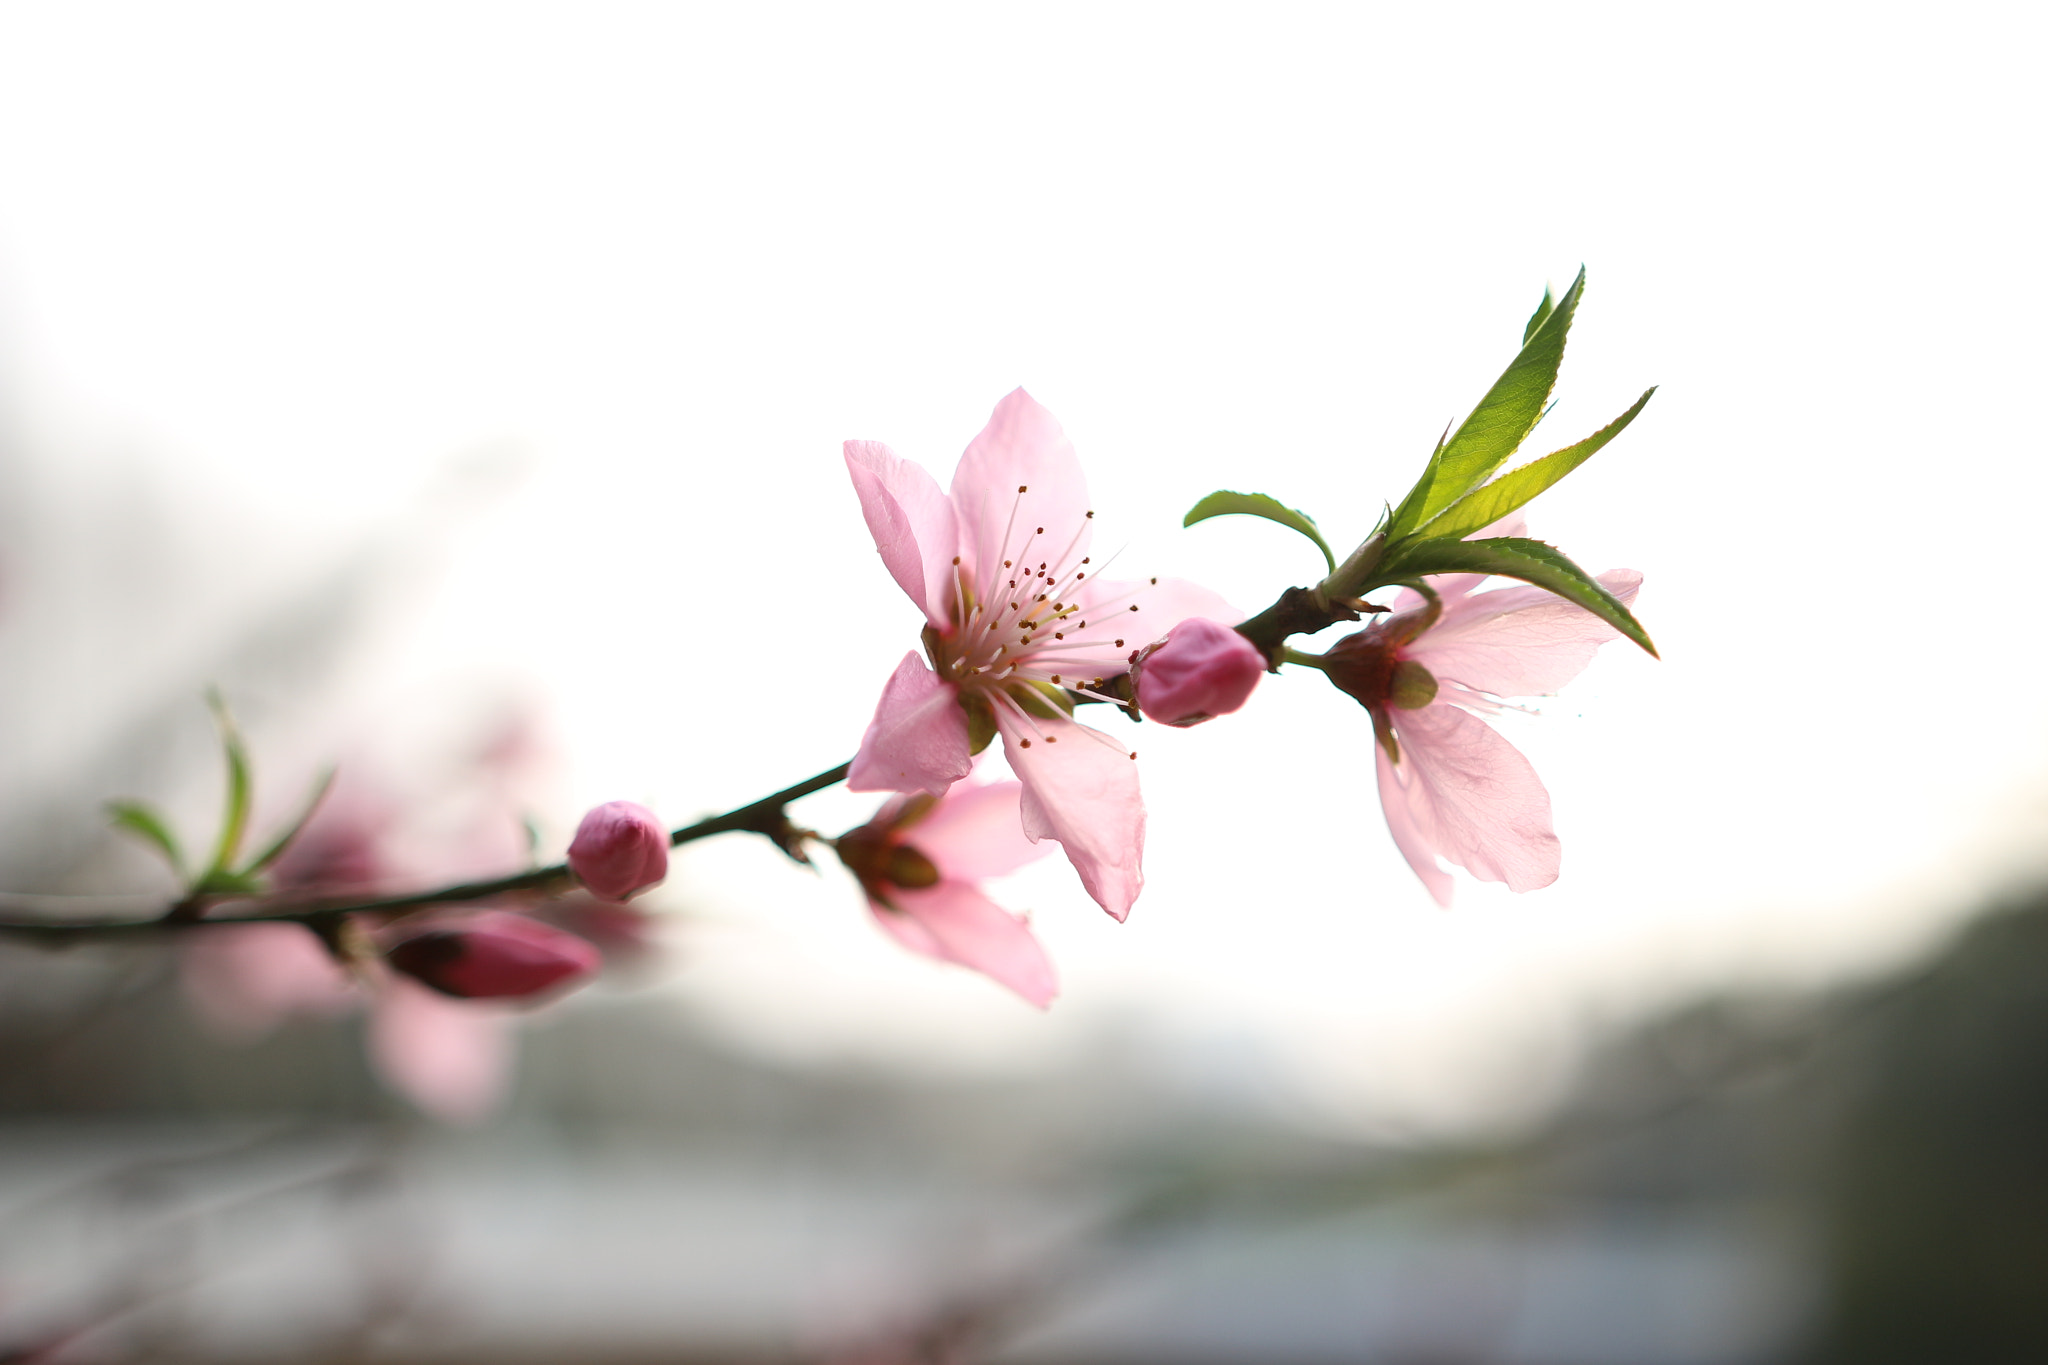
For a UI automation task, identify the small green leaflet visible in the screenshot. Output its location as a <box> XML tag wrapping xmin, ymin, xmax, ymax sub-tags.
<box><xmin>107</xmin><ymin>800</ymin><xmax>185</xmax><ymax>877</ymax></box>
<box><xmin>1386</xmin><ymin>268</ymin><xmax>1587</xmax><ymax>540</ymax></box>
<box><xmin>202</xmin><ymin>689</ymin><xmax>255</xmax><ymax>884</ymax></box>
<box><xmin>1375</xmin><ymin>535</ymin><xmax>1657</xmax><ymax>657</ymax></box>
<box><xmin>241</xmin><ymin>766</ymin><xmax>337</xmax><ymax>876</ymax></box>
<box><xmin>1416</xmin><ymin>388</ymin><xmax>1656</xmax><ymax>542</ymax></box>
<box><xmin>1523</xmin><ymin>286</ymin><xmax>1556</xmax><ymax>345</ymax></box>
<box><xmin>1183</xmin><ymin>490</ymin><xmax>1337</xmax><ymax>575</ymax></box>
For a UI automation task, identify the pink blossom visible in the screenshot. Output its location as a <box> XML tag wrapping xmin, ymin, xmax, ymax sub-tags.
<box><xmin>1134</xmin><ymin>617</ymin><xmax>1266</xmax><ymax>727</ymax></box>
<box><xmin>179</xmin><ymin>762</ymin><xmax>574</xmax><ymax>1124</ymax></box>
<box><xmin>567</xmin><ymin>800</ymin><xmax>669</xmax><ymax>900</ymax></box>
<box><xmin>835</xmin><ymin>779</ymin><xmax>1057</xmax><ymax>1007</ymax></box>
<box><xmin>383</xmin><ymin>909</ymin><xmax>601</xmax><ymax>1000</ymax></box>
<box><xmin>844</xmin><ymin>389</ymin><xmax>1237</xmax><ymax>919</ymax></box>
<box><xmin>1325</xmin><ymin>564</ymin><xmax>1643</xmax><ymax>906</ymax></box>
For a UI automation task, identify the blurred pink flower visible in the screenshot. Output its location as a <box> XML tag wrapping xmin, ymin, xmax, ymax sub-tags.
<box><xmin>836</xmin><ymin>780</ymin><xmax>1057</xmax><ymax>1007</ymax></box>
<box><xmin>566</xmin><ymin>800</ymin><xmax>669</xmax><ymax>900</ymax></box>
<box><xmin>844</xmin><ymin>388</ymin><xmax>1237</xmax><ymax>920</ymax></box>
<box><xmin>1326</xmin><ymin>563</ymin><xmax>1643</xmax><ymax>905</ymax></box>
<box><xmin>180</xmin><ymin>757</ymin><xmax>591</xmax><ymax>1125</ymax></box>
<box><xmin>1134</xmin><ymin>616</ymin><xmax>1265</xmax><ymax>727</ymax></box>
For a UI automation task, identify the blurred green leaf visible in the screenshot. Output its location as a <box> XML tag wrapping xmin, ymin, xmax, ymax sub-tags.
<box><xmin>1376</xmin><ymin>534</ymin><xmax>1656</xmax><ymax>657</ymax></box>
<box><xmin>241</xmin><ymin>766</ymin><xmax>336</xmax><ymax>877</ymax></box>
<box><xmin>1183</xmin><ymin>490</ymin><xmax>1337</xmax><ymax>575</ymax></box>
<box><xmin>1418</xmin><ymin>388</ymin><xmax>1656</xmax><ymax>542</ymax></box>
<box><xmin>192</xmin><ymin>868</ymin><xmax>264</xmax><ymax>897</ymax></box>
<box><xmin>203</xmin><ymin>689</ymin><xmax>254</xmax><ymax>881</ymax></box>
<box><xmin>106</xmin><ymin>800</ymin><xmax>185</xmax><ymax>877</ymax></box>
<box><xmin>1387</xmin><ymin>268</ymin><xmax>1586</xmax><ymax>539</ymax></box>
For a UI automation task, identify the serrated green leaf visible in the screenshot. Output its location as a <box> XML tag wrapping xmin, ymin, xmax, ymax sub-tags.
<box><xmin>1386</xmin><ymin>268</ymin><xmax>1587</xmax><ymax>539</ymax></box>
<box><xmin>1375</xmin><ymin>535</ymin><xmax>1657</xmax><ymax>657</ymax></box>
<box><xmin>203</xmin><ymin>690</ymin><xmax>254</xmax><ymax>880</ymax></box>
<box><xmin>1522</xmin><ymin>286</ymin><xmax>1556</xmax><ymax>345</ymax></box>
<box><xmin>107</xmin><ymin>800</ymin><xmax>185</xmax><ymax>877</ymax></box>
<box><xmin>240</xmin><ymin>766</ymin><xmax>337</xmax><ymax>877</ymax></box>
<box><xmin>1417</xmin><ymin>388</ymin><xmax>1656</xmax><ymax>542</ymax></box>
<box><xmin>1183</xmin><ymin>490</ymin><xmax>1337</xmax><ymax>575</ymax></box>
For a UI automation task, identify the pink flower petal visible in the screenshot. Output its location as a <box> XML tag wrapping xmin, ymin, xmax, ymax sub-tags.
<box><xmin>849</xmin><ymin>652</ymin><xmax>974</xmax><ymax>795</ymax></box>
<box><xmin>869</xmin><ymin>882</ymin><xmax>1059</xmax><ymax>1008</ymax></box>
<box><xmin>903</xmin><ymin>779</ymin><xmax>1047</xmax><ymax>882</ymax></box>
<box><xmin>948</xmin><ymin>389</ymin><xmax>1093</xmax><ymax>585</ymax></box>
<box><xmin>1002</xmin><ymin>713</ymin><xmax>1144</xmax><ymax>921</ymax></box>
<box><xmin>1408</xmin><ymin>569</ymin><xmax>1642</xmax><ymax>699</ymax></box>
<box><xmin>1373</xmin><ymin>743</ymin><xmax>1456</xmax><ymax>908</ymax></box>
<box><xmin>1378</xmin><ymin>702</ymin><xmax>1560</xmax><ymax>899</ymax></box>
<box><xmin>1077</xmin><ymin>574</ymin><xmax>1242</xmax><ymax>636</ymax></box>
<box><xmin>367</xmin><ymin>981</ymin><xmax>514</xmax><ymax>1125</ymax></box>
<box><xmin>844</xmin><ymin>439</ymin><xmax>960</xmax><ymax>625</ymax></box>
<box><xmin>181</xmin><ymin>922</ymin><xmax>358</xmax><ymax>1042</ymax></box>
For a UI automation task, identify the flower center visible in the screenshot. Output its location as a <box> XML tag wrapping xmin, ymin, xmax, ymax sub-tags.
<box><xmin>922</xmin><ymin>484</ymin><xmax>1158</xmax><ymax>748</ymax></box>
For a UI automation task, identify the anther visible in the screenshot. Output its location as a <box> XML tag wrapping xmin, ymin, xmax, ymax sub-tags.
<box><xmin>1128</xmin><ymin>751</ymin><xmax>1137</xmax><ymax>760</ymax></box>
<box><xmin>1082</xmin><ymin>557</ymin><xmax>1090</xmax><ymax>563</ymax></box>
<box><xmin>1150</xmin><ymin>577</ymin><xmax>1157</xmax><ymax>585</ymax></box>
<box><xmin>1115</xmin><ymin>638</ymin><xmax>1124</xmax><ymax>647</ymax></box>
<box><xmin>1036</xmin><ymin>527</ymin><xmax>1044</xmax><ymax>535</ymax></box>
<box><xmin>952</xmin><ymin>556</ymin><xmax>961</xmax><ymax>565</ymax></box>
<box><xmin>1054</xmin><ymin>631</ymin><xmax>1064</xmax><ymax>639</ymax></box>
<box><xmin>1052</xmin><ymin>675</ymin><xmax>1061</xmax><ymax>683</ymax></box>
<box><xmin>1018</xmin><ymin>485</ymin><xmax>1027</xmax><ymax>493</ymax></box>
<box><xmin>1020</xmin><ymin>738</ymin><xmax>1032</xmax><ymax>748</ymax></box>
<box><xmin>1129</xmin><ymin>605</ymin><xmax>1139</xmax><ymax>612</ymax></box>
<box><xmin>1086</xmin><ymin>511</ymin><xmax>1095</xmax><ymax>519</ymax></box>
<box><xmin>1046</xmin><ymin>735</ymin><xmax>1057</xmax><ymax>743</ymax></box>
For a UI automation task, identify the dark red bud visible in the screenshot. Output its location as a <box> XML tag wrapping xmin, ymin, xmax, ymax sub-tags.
<box><xmin>385</xmin><ymin>911</ymin><xmax>600</xmax><ymax>1001</ymax></box>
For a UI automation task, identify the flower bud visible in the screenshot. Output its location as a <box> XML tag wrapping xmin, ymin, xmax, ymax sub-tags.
<box><xmin>1134</xmin><ymin>617</ymin><xmax>1264</xmax><ymax>727</ymax></box>
<box><xmin>385</xmin><ymin>911</ymin><xmax>600</xmax><ymax>1001</ymax></box>
<box><xmin>567</xmin><ymin>801</ymin><xmax>668</xmax><ymax>900</ymax></box>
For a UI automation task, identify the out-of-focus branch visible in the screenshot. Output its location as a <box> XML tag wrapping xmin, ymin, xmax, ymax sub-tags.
<box><xmin>0</xmin><ymin>760</ymin><xmax>853</xmax><ymax>941</ymax></box>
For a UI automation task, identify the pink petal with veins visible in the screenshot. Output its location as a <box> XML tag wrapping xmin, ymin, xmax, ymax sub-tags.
<box><xmin>1373</xmin><ymin>744</ymin><xmax>1457</xmax><ymax>908</ymax></box>
<box><xmin>849</xmin><ymin>652</ymin><xmax>974</xmax><ymax>795</ymax></box>
<box><xmin>1378</xmin><ymin>702</ymin><xmax>1560</xmax><ymax>901</ymax></box>
<box><xmin>368</xmin><ymin>981</ymin><xmax>514</xmax><ymax>1125</ymax></box>
<box><xmin>949</xmin><ymin>389</ymin><xmax>1093</xmax><ymax>580</ymax></box>
<box><xmin>906</xmin><ymin>779</ymin><xmax>1048</xmax><ymax>882</ymax></box>
<box><xmin>1076</xmin><ymin>574</ymin><xmax>1242</xmax><ymax>637</ymax></box>
<box><xmin>1410</xmin><ymin>570</ymin><xmax>1642</xmax><ymax>698</ymax></box>
<box><xmin>1003</xmin><ymin>712</ymin><xmax>1144</xmax><ymax>921</ymax></box>
<box><xmin>845</xmin><ymin>439</ymin><xmax>960</xmax><ymax>625</ymax></box>
<box><xmin>870</xmin><ymin>881</ymin><xmax>1058</xmax><ymax>1008</ymax></box>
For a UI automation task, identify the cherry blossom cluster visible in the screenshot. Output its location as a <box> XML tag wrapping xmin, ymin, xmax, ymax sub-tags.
<box><xmin>6</xmin><ymin>271</ymin><xmax>1656</xmax><ymax>1118</ymax></box>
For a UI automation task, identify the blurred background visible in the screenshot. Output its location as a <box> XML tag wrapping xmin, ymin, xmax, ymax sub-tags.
<box><xmin>1</xmin><ymin>2</ymin><xmax>2044</xmax><ymax>1360</ymax></box>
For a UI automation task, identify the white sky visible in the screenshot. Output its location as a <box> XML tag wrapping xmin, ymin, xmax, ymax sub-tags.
<box><xmin>1</xmin><ymin>2</ymin><xmax>2043</xmax><ymax>1130</ymax></box>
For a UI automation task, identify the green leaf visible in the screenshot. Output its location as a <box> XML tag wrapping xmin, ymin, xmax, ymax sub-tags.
<box><xmin>192</xmin><ymin>868</ymin><xmax>264</xmax><ymax>897</ymax></box>
<box><xmin>1523</xmin><ymin>285</ymin><xmax>1556</xmax><ymax>345</ymax></box>
<box><xmin>107</xmin><ymin>800</ymin><xmax>185</xmax><ymax>877</ymax></box>
<box><xmin>1417</xmin><ymin>388</ymin><xmax>1656</xmax><ymax>542</ymax></box>
<box><xmin>1375</xmin><ymin>534</ymin><xmax>1657</xmax><ymax>657</ymax></box>
<box><xmin>1386</xmin><ymin>267</ymin><xmax>1587</xmax><ymax>539</ymax></box>
<box><xmin>1183</xmin><ymin>490</ymin><xmax>1337</xmax><ymax>575</ymax></box>
<box><xmin>240</xmin><ymin>766</ymin><xmax>337</xmax><ymax>877</ymax></box>
<box><xmin>203</xmin><ymin>689</ymin><xmax>254</xmax><ymax>880</ymax></box>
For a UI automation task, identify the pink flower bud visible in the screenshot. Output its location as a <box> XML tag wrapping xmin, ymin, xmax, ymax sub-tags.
<box><xmin>1134</xmin><ymin>617</ymin><xmax>1265</xmax><ymax>727</ymax></box>
<box><xmin>566</xmin><ymin>801</ymin><xmax>669</xmax><ymax>900</ymax></box>
<box><xmin>385</xmin><ymin>911</ymin><xmax>600</xmax><ymax>1000</ymax></box>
